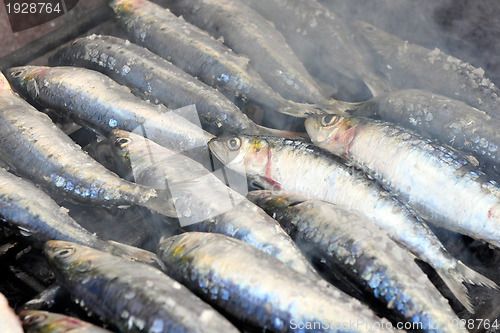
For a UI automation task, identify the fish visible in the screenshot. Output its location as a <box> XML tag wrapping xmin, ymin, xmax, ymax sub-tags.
<box><xmin>0</xmin><ymin>292</ymin><xmax>23</xmax><ymax>333</ymax></box>
<box><xmin>243</xmin><ymin>0</ymin><xmax>392</xmax><ymax>97</ymax></box>
<box><xmin>0</xmin><ymin>71</ymin><xmax>172</xmax><ymax>217</ymax></box>
<box><xmin>6</xmin><ymin>65</ymin><xmax>212</xmax><ymax>168</ymax></box>
<box><xmin>49</xmin><ymin>35</ymin><xmax>304</xmax><ymax>138</ymax></box>
<box><xmin>109</xmin><ymin>0</ymin><xmax>338</xmax><ymax>120</ymax></box>
<box><xmin>247</xmin><ymin>190</ymin><xmax>463</xmax><ymax>331</ymax></box>
<box><xmin>354</xmin><ymin>20</ymin><xmax>500</xmax><ymax>118</ymax></box>
<box><xmin>209</xmin><ymin>134</ymin><xmax>491</xmax><ymax>312</ymax></box>
<box><xmin>109</xmin><ymin>128</ymin><xmax>320</xmax><ymax>278</ymax></box>
<box><xmin>163</xmin><ymin>0</ymin><xmax>333</xmax><ymax>106</ymax></box>
<box><xmin>305</xmin><ymin>113</ymin><xmax>500</xmax><ymax>276</ymax></box>
<box><xmin>44</xmin><ymin>240</ymin><xmax>240</xmax><ymax>333</ymax></box>
<box><xmin>157</xmin><ymin>232</ymin><xmax>397</xmax><ymax>333</ymax></box>
<box><xmin>19</xmin><ymin>310</ymin><xmax>113</xmax><ymax>333</ymax></box>
<box><xmin>0</xmin><ymin>167</ymin><xmax>165</xmax><ymax>270</ymax></box>
<box><xmin>350</xmin><ymin>89</ymin><xmax>500</xmax><ymax>176</ymax></box>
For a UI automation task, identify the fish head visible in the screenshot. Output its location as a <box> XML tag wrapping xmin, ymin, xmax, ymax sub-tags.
<box><xmin>247</xmin><ymin>190</ymin><xmax>308</xmax><ymax>211</ymax></box>
<box><xmin>6</xmin><ymin>66</ymin><xmax>49</xmax><ymax>90</ymax></box>
<box><xmin>109</xmin><ymin>129</ymin><xmax>140</xmax><ymax>180</ymax></box>
<box><xmin>209</xmin><ymin>135</ymin><xmax>270</xmax><ymax>176</ymax></box>
<box><xmin>19</xmin><ymin>310</ymin><xmax>85</xmax><ymax>331</ymax></box>
<box><xmin>44</xmin><ymin>240</ymin><xmax>98</xmax><ymax>280</ymax></box>
<box><xmin>157</xmin><ymin>233</ymin><xmax>200</xmax><ymax>265</ymax></box>
<box><xmin>19</xmin><ymin>310</ymin><xmax>52</xmax><ymax>330</ymax></box>
<box><xmin>111</xmin><ymin>0</ymin><xmax>143</xmax><ymax>15</ymax></box>
<box><xmin>305</xmin><ymin>114</ymin><xmax>362</xmax><ymax>156</ymax></box>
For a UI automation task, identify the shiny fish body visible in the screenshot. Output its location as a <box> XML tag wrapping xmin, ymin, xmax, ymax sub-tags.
<box><xmin>0</xmin><ymin>72</ymin><xmax>164</xmax><ymax>212</ymax></box>
<box><xmin>243</xmin><ymin>0</ymin><xmax>391</xmax><ymax>97</ymax></box>
<box><xmin>0</xmin><ymin>167</ymin><xmax>166</xmax><ymax>270</ymax></box>
<box><xmin>20</xmin><ymin>310</ymin><xmax>112</xmax><ymax>333</ymax></box>
<box><xmin>109</xmin><ymin>0</ymin><xmax>327</xmax><ymax>118</ymax></box>
<box><xmin>158</xmin><ymin>232</ymin><xmax>396</xmax><ymax>333</ymax></box>
<box><xmin>352</xmin><ymin>89</ymin><xmax>500</xmax><ymax>175</ymax></box>
<box><xmin>0</xmin><ymin>167</ymin><xmax>113</xmax><ymax>249</ymax></box>
<box><xmin>354</xmin><ymin>21</ymin><xmax>500</xmax><ymax>118</ymax></box>
<box><xmin>49</xmin><ymin>35</ymin><xmax>289</xmax><ymax>137</ymax></box>
<box><xmin>306</xmin><ymin>113</ymin><xmax>500</xmax><ymax>253</ymax></box>
<box><xmin>164</xmin><ymin>0</ymin><xmax>331</xmax><ymax>105</ymax></box>
<box><xmin>209</xmin><ymin>134</ymin><xmax>489</xmax><ymax>312</ymax></box>
<box><xmin>110</xmin><ymin>129</ymin><xmax>319</xmax><ymax>278</ymax></box>
<box><xmin>44</xmin><ymin>240</ymin><xmax>239</xmax><ymax>333</ymax></box>
<box><xmin>248</xmin><ymin>190</ymin><xmax>461</xmax><ymax>332</ymax></box>
<box><xmin>6</xmin><ymin>65</ymin><xmax>211</xmax><ymax>154</ymax></box>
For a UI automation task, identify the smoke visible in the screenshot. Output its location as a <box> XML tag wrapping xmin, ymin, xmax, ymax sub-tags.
<box><xmin>319</xmin><ymin>0</ymin><xmax>500</xmax><ymax>86</ymax></box>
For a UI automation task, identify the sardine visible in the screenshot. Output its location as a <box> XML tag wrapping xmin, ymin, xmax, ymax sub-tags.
<box><xmin>209</xmin><ymin>134</ymin><xmax>491</xmax><ymax>312</ymax></box>
<box><xmin>350</xmin><ymin>89</ymin><xmax>500</xmax><ymax>175</ymax></box>
<box><xmin>248</xmin><ymin>190</ymin><xmax>463</xmax><ymax>331</ymax></box>
<box><xmin>354</xmin><ymin>20</ymin><xmax>500</xmax><ymax>118</ymax></box>
<box><xmin>158</xmin><ymin>232</ymin><xmax>396</xmax><ymax>333</ymax></box>
<box><xmin>0</xmin><ymin>167</ymin><xmax>166</xmax><ymax>270</ymax></box>
<box><xmin>0</xmin><ymin>72</ymin><xmax>171</xmax><ymax>217</ymax></box>
<box><xmin>305</xmin><ymin>113</ymin><xmax>500</xmax><ymax>280</ymax></box>
<box><xmin>19</xmin><ymin>310</ymin><xmax>112</xmax><ymax>333</ymax></box>
<box><xmin>109</xmin><ymin>0</ymin><xmax>335</xmax><ymax>119</ymax></box>
<box><xmin>163</xmin><ymin>0</ymin><xmax>333</xmax><ymax>106</ymax></box>
<box><xmin>243</xmin><ymin>0</ymin><xmax>391</xmax><ymax>97</ymax></box>
<box><xmin>6</xmin><ymin>65</ymin><xmax>212</xmax><ymax>168</ymax></box>
<box><xmin>0</xmin><ymin>292</ymin><xmax>23</xmax><ymax>333</ymax></box>
<box><xmin>44</xmin><ymin>240</ymin><xmax>239</xmax><ymax>333</ymax></box>
<box><xmin>109</xmin><ymin>128</ymin><xmax>319</xmax><ymax>278</ymax></box>
<box><xmin>49</xmin><ymin>35</ymin><xmax>302</xmax><ymax>137</ymax></box>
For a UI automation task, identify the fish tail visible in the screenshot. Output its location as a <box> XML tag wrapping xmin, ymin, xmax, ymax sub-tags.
<box><xmin>362</xmin><ymin>76</ymin><xmax>393</xmax><ymax>97</ymax></box>
<box><xmin>254</xmin><ymin>125</ymin><xmax>309</xmax><ymax>140</ymax></box>
<box><xmin>437</xmin><ymin>260</ymin><xmax>498</xmax><ymax>313</ymax></box>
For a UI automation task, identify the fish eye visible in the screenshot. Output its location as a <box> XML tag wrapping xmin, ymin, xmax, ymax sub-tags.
<box><xmin>364</xmin><ymin>24</ymin><xmax>375</xmax><ymax>32</ymax></box>
<box><xmin>227</xmin><ymin>137</ymin><xmax>241</xmax><ymax>151</ymax></box>
<box><xmin>22</xmin><ymin>313</ymin><xmax>47</xmax><ymax>325</ymax></box>
<box><xmin>54</xmin><ymin>247</ymin><xmax>75</xmax><ymax>258</ymax></box>
<box><xmin>115</xmin><ymin>137</ymin><xmax>131</xmax><ymax>149</ymax></box>
<box><xmin>321</xmin><ymin>114</ymin><xmax>337</xmax><ymax>126</ymax></box>
<box><xmin>12</xmin><ymin>70</ymin><xmax>23</xmax><ymax>78</ymax></box>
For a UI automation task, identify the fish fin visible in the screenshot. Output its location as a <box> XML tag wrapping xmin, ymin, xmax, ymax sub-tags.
<box><xmin>107</xmin><ymin>240</ymin><xmax>167</xmax><ymax>272</ymax></box>
<box><xmin>142</xmin><ymin>194</ymin><xmax>178</xmax><ymax>218</ymax></box>
<box><xmin>437</xmin><ymin>261</ymin><xmax>498</xmax><ymax>313</ymax></box>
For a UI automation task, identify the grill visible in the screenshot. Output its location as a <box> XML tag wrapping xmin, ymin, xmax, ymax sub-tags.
<box><xmin>1</xmin><ymin>1</ymin><xmax>500</xmax><ymax>332</ymax></box>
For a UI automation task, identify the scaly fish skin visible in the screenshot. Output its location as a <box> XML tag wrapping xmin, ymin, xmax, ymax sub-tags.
<box><xmin>354</xmin><ymin>20</ymin><xmax>500</xmax><ymax>118</ymax></box>
<box><xmin>0</xmin><ymin>72</ymin><xmax>165</xmax><ymax>213</ymax></box>
<box><xmin>109</xmin><ymin>129</ymin><xmax>319</xmax><ymax>278</ymax></box>
<box><xmin>44</xmin><ymin>240</ymin><xmax>240</xmax><ymax>333</ymax></box>
<box><xmin>248</xmin><ymin>190</ymin><xmax>462</xmax><ymax>332</ymax></box>
<box><xmin>20</xmin><ymin>310</ymin><xmax>113</xmax><ymax>333</ymax></box>
<box><xmin>158</xmin><ymin>232</ymin><xmax>397</xmax><ymax>333</ymax></box>
<box><xmin>352</xmin><ymin>89</ymin><xmax>500</xmax><ymax>175</ymax></box>
<box><xmin>243</xmin><ymin>0</ymin><xmax>391</xmax><ymax>97</ymax></box>
<box><xmin>6</xmin><ymin>65</ymin><xmax>211</xmax><ymax>153</ymax></box>
<box><xmin>109</xmin><ymin>0</ymin><xmax>326</xmax><ymax>119</ymax></box>
<box><xmin>163</xmin><ymin>0</ymin><xmax>331</xmax><ymax>105</ymax></box>
<box><xmin>50</xmin><ymin>35</ymin><xmax>259</xmax><ymax>136</ymax></box>
<box><xmin>306</xmin><ymin>113</ymin><xmax>500</xmax><ymax>252</ymax></box>
<box><xmin>0</xmin><ymin>167</ymin><xmax>166</xmax><ymax>270</ymax></box>
<box><xmin>208</xmin><ymin>134</ymin><xmax>488</xmax><ymax>312</ymax></box>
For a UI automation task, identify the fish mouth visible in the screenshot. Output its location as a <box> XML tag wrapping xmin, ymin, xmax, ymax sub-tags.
<box><xmin>208</xmin><ymin>139</ymin><xmax>232</xmax><ymax>165</ymax></box>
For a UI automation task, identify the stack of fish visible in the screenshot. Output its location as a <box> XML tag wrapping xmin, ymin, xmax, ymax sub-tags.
<box><xmin>1</xmin><ymin>0</ymin><xmax>500</xmax><ymax>331</ymax></box>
